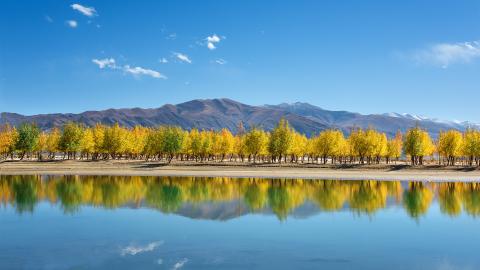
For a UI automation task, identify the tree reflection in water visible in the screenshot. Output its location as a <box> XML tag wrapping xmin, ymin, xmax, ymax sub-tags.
<box><xmin>1</xmin><ymin>175</ymin><xmax>479</xmax><ymax>220</ymax></box>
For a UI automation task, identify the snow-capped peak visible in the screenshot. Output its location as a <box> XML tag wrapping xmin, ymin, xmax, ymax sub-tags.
<box><xmin>383</xmin><ymin>112</ymin><xmax>480</xmax><ymax>129</ymax></box>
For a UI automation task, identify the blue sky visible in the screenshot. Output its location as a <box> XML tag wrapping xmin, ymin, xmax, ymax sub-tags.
<box><xmin>1</xmin><ymin>1</ymin><xmax>480</xmax><ymax>121</ymax></box>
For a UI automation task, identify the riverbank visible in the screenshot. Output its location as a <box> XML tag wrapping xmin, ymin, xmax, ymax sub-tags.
<box><xmin>1</xmin><ymin>160</ymin><xmax>480</xmax><ymax>181</ymax></box>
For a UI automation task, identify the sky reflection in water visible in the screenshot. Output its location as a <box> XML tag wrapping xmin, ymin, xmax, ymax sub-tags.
<box><xmin>1</xmin><ymin>175</ymin><xmax>479</xmax><ymax>270</ymax></box>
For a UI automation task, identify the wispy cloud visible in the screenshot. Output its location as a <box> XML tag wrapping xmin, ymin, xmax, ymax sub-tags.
<box><xmin>172</xmin><ymin>258</ymin><xmax>188</xmax><ymax>270</ymax></box>
<box><xmin>206</xmin><ymin>34</ymin><xmax>223</xmax><ymax>50</ymax></box>
<box><xmin>45</xmin><ymin>15</ymin><xmax>53</xmax><ymax>23</ymax></box>
<box><xmin>166</xmin><ymin>33</ymin><xmax>177</xmax><ymax>40</ymax></box>
<box><xmin>159</xmin><ymin>58</ymin><xmax>168</xmax><ymax>64</ymax></box>
<box><xmin>174</xmin><ymin>52</ymin><xmax>192</xmax><ymax>63</ymax></box>
<box><xmin>71</xmin><ymin>3</ymin><xmax>98</xmax><ymax>17</ymax></box>
<box><xmin>214</xmin><ymin>58</ymin><xmax>227</xmax><ymax>65</ymax></box>
<box><xmin>412</xmin><ymin>40</ymin><xmax>480</xmax><ymax>68</ymax></box>
<box><xmin>92</xmin><ymin>58</ymin><xmax>116</xmax><ymax>69</ymax></box>
<box><xmin>92</xmin><ymin>58</ymin><xmax>167</xmax><ymax>79</ymax></box>
<box><xmin>120</xmin><ymin>241</ymin><xmax>163</xmax><ymax>256</ymax></box>
<box><xmin>66</xmin><ymin>20</ymin><xmax>78</xmax><ymax>28</ymax></box>
<box><xmin>124</xmin><ymin>65</ymin><xmax>167</xmax><ymax>79</ymax></box>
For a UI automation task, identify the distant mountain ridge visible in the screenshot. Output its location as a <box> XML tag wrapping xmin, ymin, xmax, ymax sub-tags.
<box><xmin>1</xmin><ymin>98</ymin><xmax>477</xmax><ymax>138</ymax></box>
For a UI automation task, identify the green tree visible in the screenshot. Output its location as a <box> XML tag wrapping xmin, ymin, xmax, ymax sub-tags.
<box><xmin>59</xmin><ymin>122</ymin><xmax>84</xmax><ymax>159</ymax></box>
<box><xmin>403</xmin><ymin>126</ymin><xmax>434</xmax><ymax>165</ymax></box>
<box><xmin>15</xmin><ymin>123</ymin><xmax>40</xmax><ymax>160</ymax></box>
<box><xmin>162</xmin><ymin>126</ymin><xmax>185</xmax><ymax>163</ymax></box>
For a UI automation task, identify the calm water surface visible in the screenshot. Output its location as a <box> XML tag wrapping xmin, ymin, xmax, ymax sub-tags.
<box><xmin>1</xmin><ymin>175</ymin><xmax>480</xmax><ymax>270</ymax></box>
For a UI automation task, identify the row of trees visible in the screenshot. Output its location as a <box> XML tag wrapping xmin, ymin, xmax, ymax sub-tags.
<box><xmin>1</xmin><ymin>120</ymin><xmax>480</xmax><ymax>166</ymax></box>
<box><xmin>1</xmin><ymin>175</ymin><xmax>479</xmax><ymax>218</ymax></box>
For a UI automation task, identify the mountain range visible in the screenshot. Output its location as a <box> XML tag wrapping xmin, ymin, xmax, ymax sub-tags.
<box><xmin>1</xmin><ymin>98</ymin><xmax>477</xmax><ymax>138</ymax></box>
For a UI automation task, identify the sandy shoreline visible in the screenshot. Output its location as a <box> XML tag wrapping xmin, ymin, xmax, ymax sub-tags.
<box><xmin>1</xmin><ymin>160</ymin><xmax>480</xmax><ymax>182</ymax></box>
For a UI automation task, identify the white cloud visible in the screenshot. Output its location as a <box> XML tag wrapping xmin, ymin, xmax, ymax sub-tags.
<box><xmin>206</xmin><ymin>34</ymin><xmax>222</xmax><ymax>50</ymax></box>
<box><xmin>92</xmin><ymin>58</ymin><xmax>116</xmax><ymax>69</ymax></box>
<box><xmin>71</xmin><ymin>3</ymin><xmax>98</xmax><ymax>17</ymax></box>
<box><xmin>124</xmin><ymin>65</ymin><xmax>167</xmax><ymax>79</ymax></box>
<box><xmin>120</xmin><ymin>241</ymin><xmax>163</xmax><ymax>256</ymax></box>
<box><xmin>207</xmin><ymin>34</ymin><xmax>221</xmax><ymax>43</ymax></box>
<box><xmin>207</xmin><ymin>42</ymin><xmax>216</xmax><ymax>50</ymax></box>
<box><xmin>166</xmin><ymin>33</ymin><xmax>177</xmax><ymax>40</ymax></box>
<box><xmin>174</xmin><ymin>52</ymin><xmax>192</xmax><ymax>63</ymax></box>
<box><xmin>214</xmin><ymin>58</ymin><xmax>227</xmax><ymax>65</ymax></box>
<box><xmin>413</xmin><ymin>40</ymin><xmax>480</xmax><ymax>68</ymax></box>
<box><xmin>92</xmin><ymin>58</ymin><xmax>167</xmax><ymax>79</ymax></box>
<box><xmin>172</xmin><ymin>258</ymin><xmax>188</xmax><ymax>270</ymax></box>
<box><xmin>159</xmin><ymin>58</ymin><xmax>168</xmax><ymax>64</ymax></box>
<box><xmin>66</xmin><ymin>20</ymin><xmax>78</xmax><ymax>28</ymax></box>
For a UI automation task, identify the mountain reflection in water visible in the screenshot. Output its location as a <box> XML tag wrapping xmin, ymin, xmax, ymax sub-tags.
<box><xmin>1</xmin><ymin>175</ymin><xmax>479</xmax><ymax>220</ymax></box>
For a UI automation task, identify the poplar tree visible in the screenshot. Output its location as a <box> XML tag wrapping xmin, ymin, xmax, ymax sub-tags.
<box><xmin>268</xmin><ymin>118</ymin><xmax>293</xmax><ymax>163</ymax></box>
<box><xmin>0</xmin><ymin>124</ymin><xmax>18</xmax><ymax>159</ymax></box>
<box><xmin>244</xmin><ymin>127</ymin><xmax>269</xmax><ymax>163</ymax></box>
<box><xmin>437</xmin><ymin>130</ymin><xmax>463</xmax><ymax>166</ymax></box>
<box><xmin>15</xmin><ymin>123</ymin><xmax>40</xmax><ymax>160</ymax></box>
<box><xmin>59</xmin><ymin>122</ymin><xmax>84</xmax><ymax>159</ymax></box>
<box><xmin>403</xmin><ymin>126</ymin><xmax>434</xmax><ymax>165</ymax></box>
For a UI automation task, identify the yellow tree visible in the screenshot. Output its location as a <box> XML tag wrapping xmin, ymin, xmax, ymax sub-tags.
<box><xmin>80</xmin><ymin>128</ymin><xmax>95</xmax><ymax>159</ymax></box>
<box><xmin>372</xmin><ymin>131</ymin><xmax>388</xmax><ymax>164</ymax></box>
<box><xmin>234</xmin><ymin>134</ymin><xmax>247</xmax><ymax>162</ymax></box>
<box><xmin>403</xmin><ymin>126</ymin><xmax>434</xmax><ymax>165</ymax></box>
<box><xmin>199</xmin><ymin>130</ymin><xmax>214</xmax><ymax>161</ymax></box>
<box><xmin>180</xmin><ymin>129</ymin><xmax>191</xmax><ymax>160</ymax></box>
<box><xmin>315</xmin><ymin>129</ymin><xmax>346</xmax><ymax>164</ymax></box>
<box><xmin>35</xmin><ymin>132</ymin><xmax>48</xmax><ymax>160</ymax></box>
<box><xmin>386</xmin><ymin>131</ymin><xmax>403</xmax><ymax>164</ymax></box>
<box><xmin>46</xmin><ymin>128</ymin><xmax>60</xmax><ymax>159</ymax></box>
<box><xmin>91</xmin><ymin>124</ymin><xmax>105</xmax><ymax>159</ymax></box>
<box><xmin>217</xmin><ymin>128</ymin><xmax>234</xmax><ymax>161</ymax></box>
<box><xmin>268</xmin><ymin>119</ymin><xmax>294</xmax><ymax>163</ymax></box>
<box><xmin>305</xmin><ymin>137</ymin><xmax>317</xmax><ymax>163</ymax></box>
<box><xmin>244</xmin><ymin>127</ymin><xmax>269</xmax><ymax>163</ymax></box>
<box><xmin>348</xmin><ymin>128</ymin><xmax>369</xmax><ymax>164</ymax></box>
<box><xmin>102</xmin><ymin>123</ymin><xmax>126</xmax><ymax>159</ymax></box>
<box><xmin>463</xmin><ymin>129</ymin><xmax>480</xmax><ymax>166</ymax></box>
<box><xmin>437</xmin><ymin>130</ymin><xmax>463</xmax><ymax>166</ymax></box>
<box><xmin>361</xmin><ymin>128</ymin><xmax>387</xmax><ymax>164</ymax></box>
<box><xmin>187</xmin><ymin>129</ymin><xmax>202</xmax><ymax>161</ymax></box>
<box><xmin>144</xmin><ymin>127</ymin><xmax>164</xmax><ymax>160</ymax></box>
<box><xmin>289</xmin><ymin>131</ymin><xmax>308</xmax><ymax>163</ymax></box>
<box><xmin>0</xmin><ymin>124</ymin><xmax>18</xmax><ymax>159</ymax></box>
<box><xmin>124</xmin><ymin>126</ymin><xmax>149</xmax><ymax>159</ymax></box>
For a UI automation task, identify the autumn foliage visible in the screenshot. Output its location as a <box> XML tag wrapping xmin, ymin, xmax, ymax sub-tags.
<box><xmin>1</xmin><ymin>120</ymin><xmax>480</xmax><ymax>166</ymax></box>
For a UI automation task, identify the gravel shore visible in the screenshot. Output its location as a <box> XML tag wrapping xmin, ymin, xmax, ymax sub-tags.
<box><xmin>1</xmin><ymin>160</ymin><xmax>480</xmax><ymax>182</ymax></box>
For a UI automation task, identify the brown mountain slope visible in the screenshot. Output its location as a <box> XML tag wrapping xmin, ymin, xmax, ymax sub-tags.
<box><xmin>0</xmin><ymin>98</ymin><xmax>329</xmax><ymax>136</ymax></box>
